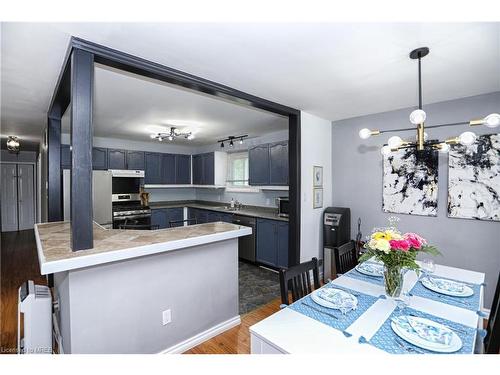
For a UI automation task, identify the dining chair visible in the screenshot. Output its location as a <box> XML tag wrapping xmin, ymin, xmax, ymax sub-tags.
<box><xmin>169</xmin><ymin>218</ymin><xmax>198</xmax><ymax>227</ymax></box>
<box><xmin>484</xmin><ymin>271</ymin><xmax>500</xmax><ymax>354</ymax></box>
<box><xmin>279</xmin><ymin>257</ymin><xmax>320</xmax><ymax>305</ymax></box>
<box><xmin>333</xmin><ymin>240</ymin><xmax>358</xmax><ymax>277</ymax></box>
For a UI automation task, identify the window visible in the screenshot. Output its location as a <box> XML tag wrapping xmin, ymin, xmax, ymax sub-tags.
<box><xmin>227</xmin><ymin>151</ymin><xmax>249</xmax><ymax>187</ymax></box>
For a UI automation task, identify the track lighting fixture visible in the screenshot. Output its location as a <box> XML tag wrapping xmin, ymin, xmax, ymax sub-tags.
<box><xmin>6</xmin><ymin>136</ymin><xmax>20</xmax><ymax>153</ymax></box>
<box><xmin>218</xmin><ymin>135</ymin><xmax>248</xmax><ymax>148</ymax></box>
<box><xmin>358</xmin><ymin>47</ymin><xmax>498</xmax><ymax>155</ymax></box>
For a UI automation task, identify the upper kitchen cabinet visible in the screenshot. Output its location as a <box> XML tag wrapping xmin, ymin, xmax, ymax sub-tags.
<box><xmin>249</xmin><ymin>144</ymin><xmax>270</xmax><ymax>185</ymax></box>
<box><xmin>144</xmin><ymin>152</ymin><xmax>161</xmax><ymax>184</ymax></box>
<box><xmin>92</xmin><ymin>147</ymin><xmax>108</xmax><ymax>170</ymax></box>
<box><xmin>107</xmin><ymin>149</ymin><xmax>127</xmax><ymax>170</ymax></box>
<box><xmin>269</xmin><ymin>141</ymin><xmax>288</xmax><ymax>185</ymax></box>
<box><xmin>191</xmin><ymin>152</ymin><xmax>226</xmax><ymax>186</ymax></box>
<box><xmin>249</xmin><ymin>141</ymin><xmax>289</xmax><ymax>186</ymax></box>
<box><xmin>126</xmin><ymin>150</ymin><xmax>145</xmax><ymax>170</ymax></box>
<box><xmin>175</xmin><ymin>154</ymin><xmax>191</xmax><ymax>184</ymax></box>
<box><xmin>161</xmin><ymin>153</ymin><xmax>176</xmax><ymax>184</ymax></box>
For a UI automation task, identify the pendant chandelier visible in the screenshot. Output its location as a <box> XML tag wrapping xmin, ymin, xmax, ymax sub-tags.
<box><xmin>150</xmin><ymin>126</ymin><xmax>193</xmax><ymax>142</ymax></box>
<box><xmin>358</xmin><ymin>47</ymin><xmax>500</xmax><ymax>155</ymax></box>
<box><xmin>6</xmin><ymin>135</ymin><xmax>20</xmax><ymax>153</ymax></box>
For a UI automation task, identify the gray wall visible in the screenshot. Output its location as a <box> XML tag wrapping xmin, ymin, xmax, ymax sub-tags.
<box><xmin>332</xmin><ymin>92</ymin><xmax>500</xmax><ymax>308</ymax></box>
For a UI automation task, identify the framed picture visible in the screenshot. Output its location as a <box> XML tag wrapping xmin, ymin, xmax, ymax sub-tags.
<box><xmin>313</xmin><ymin>166</ymin><xmax>323</xmax><ymax>187</ymax></box>
<box><xmin>313</xmin><ymin>188</ymin><xmax>323</xmax><ymax>209</ymax></box>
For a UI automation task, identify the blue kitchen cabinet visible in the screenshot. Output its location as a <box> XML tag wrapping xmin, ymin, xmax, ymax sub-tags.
<box><xmin>192</xmin><ymin>152</ymin><xmax>215</xmax><ymax>185</ymax></box>
<box><xmin>276</xmin><ymin>221</ymin><xmax>289</xmax><ymax>268</ymax></box>
<box><xmin>220</xmin><ymin>213</ymin><xmax>233</xmax><ymax>223</ymax></box>
<box><xmin>127</xmin><ymin>150</ymin><xmax>145</xmax><ymax>170</ymax></box>
<box><xmin>145</xmin><ymin>152</ymin><xmax>161</xmax><ymax>184</ymax></box>
<box><xmin>92</xmin><ymin>147</ymin><xmax>108</xmax><ymax>170</ymax></box>
<box><xmin>249</xmin><ymin>144</ymin><xmax>270</xmax><ymax>185</ymax></box>
<box><xmin>269</xmin><ymin>141</ymin><xmax>288</xmax><ymax>185</ymax></box>
<box><xmin>161</xmin><ymin>153</ymin><xmax>176</xmax><ymax>184</ymax></box>
<box><xmin>256</xmin><ymin>218</ymin><xmax>289</xmax><ymax>268</ymax></box>
<box><xmin>166</xmin><ymin>207</ymin><xmax>184</xmax><ymax>227</ymax></box>
<box><xmin>175</xmin><ymin>154</ymin><xmax>191</xmax><ymax>184</ymax></box>
<box><xmin>61</xmin><ymin>144</ymin><xmax>71</xmax><ymax>169</ymax></box>
<box><xmin>151</xmin><ymin>209</ymin><xmax>168</xmax><ymax>229</ymax></box>
<box><xmin>188</xmin><ymin>208</ymin><xmax>208</xmax><ymax>224</ymax></box>
<box><xmin>108</xmin><ymin>149</ymin><xmax>127</xmax><ymax>170</ymax></box>
<box><xmin>207</xmin><ymin>211</ymin><xmax>221</xmax><ymax>223</ymax></box>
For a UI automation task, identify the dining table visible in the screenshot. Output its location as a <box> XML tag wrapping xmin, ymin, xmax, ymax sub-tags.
<box><xmin>249</xmin><ymin>261</ymin><xmax>486</xmax><ymax>354</ymax></box>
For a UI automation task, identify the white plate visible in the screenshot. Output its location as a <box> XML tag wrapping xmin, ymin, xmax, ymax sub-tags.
<box><xmin>391</xmin><ymin>315</ymin><xmax>463</xmax><ymax>353</ymax></box>
<box><xmin>355</xmin><ymin>262</ymin><xmax>383</xmax><ymax>277</ymax></box>
<box><xmin>310</xmin><ymin>288</ymin><xmax>358</xmax><ymax>311</ymax></box>
<box><xmin>421</xmin><ymin>277</ymin><xmax>474</xmax><ymax>298</ymax></box>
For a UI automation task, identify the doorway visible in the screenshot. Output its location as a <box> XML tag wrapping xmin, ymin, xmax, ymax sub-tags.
<box><xmin>1</xmin><ymin>163</ymin><xmax>35</xmax><ymax>232</ymax></box>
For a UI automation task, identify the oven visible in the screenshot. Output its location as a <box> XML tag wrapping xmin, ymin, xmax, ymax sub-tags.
<box><xmin>112</xmin><ymin>204</ymin><xmax>152</xmax><ymax>229</ymax></box>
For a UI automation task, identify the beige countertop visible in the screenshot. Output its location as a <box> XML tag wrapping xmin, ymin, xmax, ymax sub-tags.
<box><xmin>35</xmin><ymin>221</ymin><xmax>252</xmax><ymax>274</ymax></box>
<box><xmin>149</xmin><ymin>201</ymin><xmax>289</xmax><ymax>222</ymax></box>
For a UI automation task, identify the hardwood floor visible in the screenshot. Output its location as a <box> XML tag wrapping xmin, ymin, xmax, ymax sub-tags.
<box><xmin>1</xmin><ymin>230</ymin><xmax>47</xmax><ymax>354</ymax></box>
<box><xmin>186</xmin><ymin>297</ymin><xmax>281</xmax><ymax>354</ymax></box>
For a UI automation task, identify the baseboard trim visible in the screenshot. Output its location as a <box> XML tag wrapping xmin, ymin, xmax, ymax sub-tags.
<box><xmin>159</xmin><ymin>315</ymin><xmax>241</xmax><ymax>354</ymax></box>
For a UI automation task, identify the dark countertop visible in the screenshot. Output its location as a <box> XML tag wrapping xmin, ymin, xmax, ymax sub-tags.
<box><xmin>149</xmin><ymin>200</ymin><xmax>289</xmax><ymax>222</ymax></box>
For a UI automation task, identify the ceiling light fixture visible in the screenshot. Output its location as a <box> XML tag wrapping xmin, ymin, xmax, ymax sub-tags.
<box><xmin>217</xmin><ymin>135</ymin><xmax>248</xmax><ymax>149</ymax></box>
<box><xmin>151</xmin><ymin>126</ymin><xmax>193</xmax><ymax>142</ymax></box>
<box><xmin>358</xmin><ymin>47</ymin><xmax>500</xmax><ymax>155</ymax></box>
<box><xmin>6</xmin><ymin>136</ymin><xmax>20</xmax><ymax>153</ymax></box>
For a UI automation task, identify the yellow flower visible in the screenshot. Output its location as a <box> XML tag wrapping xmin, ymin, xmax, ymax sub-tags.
<box><xmin>372</xmin><ymin>232</ymin><xmax>387</xmax><ymax>240</ymax></box>
<box><xmin>385</xmin><ymin>230</ymin><xmax>402</xmax><ymax>240</ymax></box>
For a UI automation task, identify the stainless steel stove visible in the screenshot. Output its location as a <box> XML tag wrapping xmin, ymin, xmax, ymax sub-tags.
<box><xmin>112</xmin><ymin>203</ymin><xmax>152</xmax><ymax>229</ymax></box>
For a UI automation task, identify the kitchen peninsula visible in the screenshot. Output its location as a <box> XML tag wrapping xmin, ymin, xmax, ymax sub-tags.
<box><xmin>35</xmin><ymin>221</ymin><xmax>251</xmax><ymax>354</ymax></box>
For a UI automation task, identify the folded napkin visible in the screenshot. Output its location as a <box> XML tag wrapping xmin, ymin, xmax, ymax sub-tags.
<box><xmin>358</xmin><ymin>262</ymin><xmax>383</xmax><ymax>276</ymax></box>
<box><xmin>392</xmin><ymin>315</ymin><xmax>452</xmax><ymax>346</ymax></box>
<box><xmin>426</xmin><ymin>277</ymin><xmax>465</xmax><ymax>293</ymax></box>
<box><xmin>317</xmin><ymin>288</ymin><xmax>357</xmax><ymax>313</ymax></box>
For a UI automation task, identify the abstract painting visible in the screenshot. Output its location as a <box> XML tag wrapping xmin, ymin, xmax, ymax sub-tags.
<box><xmin>383</xmin><ymin>148</ymin><xmax>438</xmax><ymax>216</ymax></box>
<box><xmin>448</xmin><ymin>133</ymin><xmax>500</xmax><ymax>221</ymax></box>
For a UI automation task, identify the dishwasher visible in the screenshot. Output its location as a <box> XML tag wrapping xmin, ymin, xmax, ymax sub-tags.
<box><xmin>233</xmin><ymin>215</ymin><xmax>256</xmax><ymax>262</ymax></box>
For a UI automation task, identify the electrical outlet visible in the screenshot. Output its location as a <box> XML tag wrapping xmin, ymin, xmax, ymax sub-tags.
<box><xmin>162</xmin><ymin>309</ymin><xmax>172</xmax><ymax>326</ymax></box>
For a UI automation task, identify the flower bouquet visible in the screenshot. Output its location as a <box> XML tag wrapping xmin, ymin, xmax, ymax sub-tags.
<box><xmin>359</xmin><ymin>219</ymin><xmax>440</xmax><ymax>298</ymax></box>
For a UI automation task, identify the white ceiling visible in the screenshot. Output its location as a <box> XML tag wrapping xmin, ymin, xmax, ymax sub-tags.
<box><xmin>60</xmin><ymin>65</ymin><xmax>288</xmax><ymax>146</ymax></box>
<box><xmin>2</xmin><ymin>22</ymin><xmax>499</xmax><ymax>142</ymax></box>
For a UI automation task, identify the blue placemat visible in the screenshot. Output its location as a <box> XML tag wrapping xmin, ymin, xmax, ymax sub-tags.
<box><xmin>343</xmin><ymin>265</ymin><xmax>384</xmax><ymax>286</ymax></box>
<box><xmin>409</xmin><ymin>276</ymin><xmax>482</xmax><ymax>312</ymax></box>
<box><xmin>366</xmin><ymin>307</ymin><xmax>476</xmax><ymax>354</ymax></box>
<box><xmin>288</xmin><ymin>284</ymin><xmax>378</xmax><ymax>333</ymax></box>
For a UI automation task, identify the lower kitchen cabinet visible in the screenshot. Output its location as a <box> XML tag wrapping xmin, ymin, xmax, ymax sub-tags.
<box><xmin>151</xmin><ymin>207</ymin><xmax>185</xmax><ymax>229</ymax></box>
<box><xmin>256</xmin><ymin>218</ymin><xmax>289</xmax><ymax>268</ymax></box>
<box><xmin>188</xmin><ymin>208</ymin><xmax>233</xmax><ymax>225</ymax></box>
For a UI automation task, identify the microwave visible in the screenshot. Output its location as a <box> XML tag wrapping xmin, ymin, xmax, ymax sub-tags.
<box><xmin>276</xmin><ymin>197</ymin><xmax>289</xmax><ymax>218</ymax></box>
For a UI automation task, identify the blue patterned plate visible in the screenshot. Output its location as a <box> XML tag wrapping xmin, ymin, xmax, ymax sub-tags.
<box><xmin>311</xmin><ymin>288</ymin><xmax>358</xmax><ymax>313</ymax></box>
<box><xmin>421</xmin><ymin>277</ymin><xmax>473</xmax><ymax>297</ymax></box>
<box><xmin>355</xmin><ymin>262</ymin><xmax>384</xmax><ymax>277</ymax></box>
<box><xmin>391</xmin><ymin>315</ymin><xmax>462</xmax><ymax>353</ymax></box>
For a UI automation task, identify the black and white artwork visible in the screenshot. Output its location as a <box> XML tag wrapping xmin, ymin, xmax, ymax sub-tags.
<box><xmin>383</xmin><ymin>148</ymin><xmax>438</xmax><ymax>216</ymax></box>
<box><xmin>448</xmin><ymin>133</ymin><xmax>500</xmax><ymax>221</ymax></box>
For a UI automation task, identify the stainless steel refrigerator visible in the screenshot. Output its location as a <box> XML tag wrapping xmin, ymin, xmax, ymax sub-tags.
<box><xmin>63</xmin><ymin>169</ymin><xmax>112</xmax><ymax>227</ymax></box>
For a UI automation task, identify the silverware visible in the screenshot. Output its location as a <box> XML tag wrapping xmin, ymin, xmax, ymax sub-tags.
<box><xmin>435</xmin><ymin>294</ymin><xmax>471</xmax><ymax>306</ymax></box>
<box><xmin>395</xmin><ymin>337</ymin><xmax>425</xmax><ymax>354</ymax></box>
<box><xmin>302</xmin><ymin>301</ymin><xmax>340</xmax><ymax>320</ymax></box>
<box><xmin>327</xmin><ymin>284</ymin><xmax>361</xmax><ymax>297</ymax></box>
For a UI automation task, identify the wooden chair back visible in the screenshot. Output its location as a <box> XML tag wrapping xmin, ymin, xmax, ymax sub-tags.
<box><xmin>279</xmin><ymin>257</ymin><xmax>320</xmax><ymax>305</ymax></box>
<box><xmin>485</xmin><ymin>272</ymin><xmax>500</xmax><ymax>354</ymax></box>
<box><xmin>333</xmin><ymin>241</ymin><xmax>358</xmax><ymax>277</ymax></box>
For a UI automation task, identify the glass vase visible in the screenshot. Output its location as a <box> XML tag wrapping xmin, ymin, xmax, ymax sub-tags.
<box><xmin>383</xmin><ymin>265</ymin><xmax>403</xmax><ymax>298</ymax></box>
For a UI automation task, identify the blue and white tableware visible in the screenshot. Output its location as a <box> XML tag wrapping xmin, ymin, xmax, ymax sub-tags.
<box><xmin>421</xmin><ymin>276</ymin><xmax>473</xmax><ymax>298</ymax></box>
<box><xmin>391</xmin><ymin>315</ymin><xmax>462</xmax><ymax>353</ymax></box>
<box><xmin>355</xmin><ymin>262</ymin><xmax>384</xmax><ymax>277</ymax></box>
<box><xmin>311</xmin><ymin>288</ymin><xmax>358</xmax><ymax>314</ymax></box>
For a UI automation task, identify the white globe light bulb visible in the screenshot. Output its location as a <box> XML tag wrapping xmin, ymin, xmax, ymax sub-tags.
<box><xmin>359</xmin><ymin>128</ymin><xmax>372</xmax><ymax>139</ymax></box>
<box><xmin>484</xmin><ymin>113</ymin><xmax>500</xmax><ymax>128</ymax></box>
<box><xmin>439</xmin><ymin>143</ymin><xmax>450</xmax><ymax>153</ymax></box>
<box><xmin>168</xmin><ymin>135</ymin><xmax>173</xmax><ymax>141</ymax></box>
<box><xmin>381</xmin><ymin>145</ymin><xmax>392</xmax><ymax>156</ymax></box>
<box><xmin>387</xmin><ymin>136</ymin><xmax>403</xmax><ymax>148</ymax></box>
<box><xmin>150</xmin><ymin>134</ymin><xmax>157</xmax><ymax>139</ymax></box>
<box><xmin>458</xmin><ymin>131</ymin><xmax>477</xmax><ymax>146</ymax></box>
<box><xmin>409</xmin><ymin>109</ymin><xmax>426</xmax><ymax>125</ymax></box>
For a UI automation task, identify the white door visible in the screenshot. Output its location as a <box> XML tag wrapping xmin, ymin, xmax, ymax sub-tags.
<box><xmin>17</xmin><ymin>164</ymin><xmax>35</xmax><ymax>230</ymax></box>
<box><xmin>1</xmin><ymin>164</ymin><xmax>19</xmax><ymax>232</ymax></box>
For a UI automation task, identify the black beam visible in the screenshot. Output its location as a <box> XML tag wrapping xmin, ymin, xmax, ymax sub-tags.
<box><xmin>288</xmin><ymin>113</ymin><xmax>301</xmax><ymax>266</ymax></box>
<box><xmin>70</xmin><ymin>49</ymin><xmax>94</xmax><ymax>251</ymax></box>
<box><xmin>47</xmin><ymin>113</ymin><xmax>62</xmax><ymax>221</ymax></box>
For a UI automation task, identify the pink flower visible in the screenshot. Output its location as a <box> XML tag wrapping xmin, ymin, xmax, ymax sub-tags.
<box><xmin>389</xmin><ymin>239</ymin><xmax>410</xmax><ymax>252</ymax></box>
<box><xmin>403</xmin><ymin>233</ymin><xmax>427</xmax><ymax>249</ymax></box>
